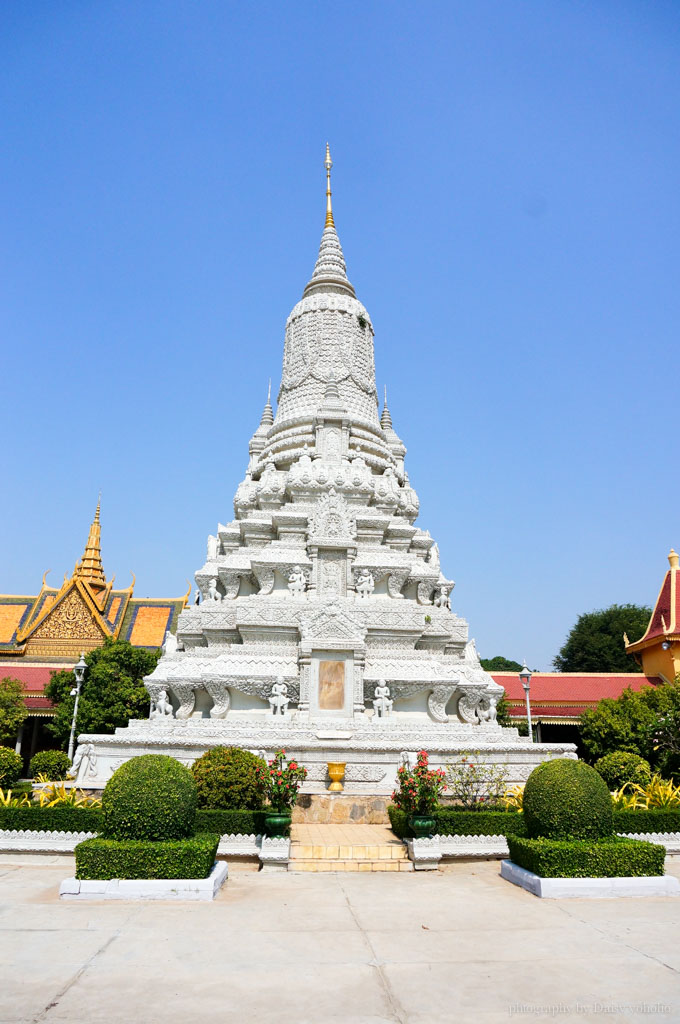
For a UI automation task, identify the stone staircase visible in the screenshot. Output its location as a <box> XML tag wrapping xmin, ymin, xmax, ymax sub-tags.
<box><xmin>289</xmin><ymin>824</ymin><xmax>413</xmax><ymax>872</ymax></box>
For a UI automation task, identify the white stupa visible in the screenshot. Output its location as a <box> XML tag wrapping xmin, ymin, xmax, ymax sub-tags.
<box><xmin>77</xmin><ymin>148</ymin><xmax>574</xmax><ymax>792</ymax></box>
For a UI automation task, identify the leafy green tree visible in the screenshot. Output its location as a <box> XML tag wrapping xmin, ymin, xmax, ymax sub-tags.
<box><xmin>480</xmin><ymin>656</ymin><xmax>523</xmax><ymax>672</ymax></box>
<box><xmin>495</xmin><ymin>694</ymin><xmax>512</xmax><ymax>728</ymax></box>
<box><xmin>0</xmin><ymin>677</ymin><xmax>28</xmax><ymax>742</ymax></box>
<box><xmin>553</xmin><ymin>604</ymin><xmax>651</xmax><ymax>672</ymax></box>
<box><xmin>45</xmin><ymin>638</ymin><xmax>160</xmax><ymax>748</ymax></box>
<box><xmin>580</xmin><ymin>680</ymin><xmax>680</xmax><ymax>779</ymax></box>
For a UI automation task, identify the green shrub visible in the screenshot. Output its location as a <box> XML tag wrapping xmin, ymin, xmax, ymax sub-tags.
<box><xmin>0</xmin><ymin>746</ymin><xmax>22</xmax><ymax>787</ymax></box>
<box><xmin>612</xmin><ymin>808</ymin><xmax>680</xmax><ymax>835</ymax></box>
<box><xmin>195</xmin><ymin>808</ymin><xmax>269</xmax><ymax>836</ymax></box>
<box><xmin>75</xmin><ymin>832</ymin><xmax>219</xmax><ymax>880</ymax></box>
<box><xmin>523</xmin><ymin>759</ymin><xmax>612</xmax><ymax>840</ymax></box>
<box><xmin>388</xmin><ymin>805</ymin><xmax>525</xmax><ymax>840</ymax></box>
<box><xmin>507</xmin><ymin>834</ymin><xmax>665</xmax><ymax>878</ymax></box>
<box><xmin>102</xmin><ymin>755</ymin><xmax>197</xmax><ymax>841</ymax></box>
<box><xmin>594</xmin><ymin>752</ymin><xmax>652</xmax><ymax>790</ymax></box>
<box><xmin>29</xmin><ymin>750</ymin><xmax>72</xmax><ymax>781</ymax></box>
<box><xmin>0</xmin><ymin>804</ymin><xmax>102</xmax><ymax>833</ymax></box>
<box><xmin>191</xmin><ymin>746</ymin><xmax>265</xmax><ymax>810</ymax></box>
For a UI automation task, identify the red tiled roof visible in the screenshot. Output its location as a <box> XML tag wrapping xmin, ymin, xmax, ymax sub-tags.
<box><xmin>492</xmin><ymin>672</ymin><xmax>661</xmax><ymax>702</ymax></box>
<box><xmin>0</xmin><ymin>663</ymin><xmax>63</xmax><ymax>693</ymax></box>
<box><xmin>25</xmin><ymin>696</ymin><xmax>56</xmax><ymax>710</ymax></box>
<box><xmin>492</xmin><ymin>672</ymin><xmax>662</xmax><ymax>720</ymax></box>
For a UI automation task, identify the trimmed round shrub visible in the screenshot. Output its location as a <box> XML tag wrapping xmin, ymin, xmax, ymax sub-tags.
<box><xmin>191</xmin><ymin>746</ymin><xmax>265</xmax><ymax>810</ymax></box>
<box><xmin>0</xmin><ymin>746</ymin><xmax>22</xmax><ymax>787</ymax></box>
<box><xmin>29</xmin><ymin>749</ymin><xmax>72</xmax><ymax>781</ymax></box>
<box><xmin>594</xmin><ymin>751</ymin><xmax>652</xmax><ymax>791</ymax></box>
<box><xmin>523</xmin><ymin>758</ymin><xmax>613</xmax><ymax>840</ymax></box>
<box><xmin>102</xmin><ymin>755</ymin><xmax>197</xmax><ymax>840</ymax></box>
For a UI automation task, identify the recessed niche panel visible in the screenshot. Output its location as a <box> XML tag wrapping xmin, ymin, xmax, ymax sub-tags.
<box><xmin>318</xmin><ymin>660</ymin><xmax>345</xmax><ymax>710</ymax></box>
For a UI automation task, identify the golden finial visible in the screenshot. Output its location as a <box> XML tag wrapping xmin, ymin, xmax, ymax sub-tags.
<box><xmin>94</xmin><ymin>493</ymin><xmax>101</xmax><ymax>523</ymax></box>
<box><xmin>324</xmin><ymin>142</ymin><xmax>334</xmax><ymax>228</ymax></box>
<box><xmin>669</xmin><ymin>548</ymin><xmax>679</xmax><ymax>570</ymax></box>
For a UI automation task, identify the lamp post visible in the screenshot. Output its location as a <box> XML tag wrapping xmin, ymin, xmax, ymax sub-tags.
<box><xmin>519</xmin><ymin>661</ymin><xmax>533</xmax><ymax>743</ymax></box>
<box><xmin>68</xmin><ymin>652</ymin><xmax>87</xmax><ymax>763</ymax></box>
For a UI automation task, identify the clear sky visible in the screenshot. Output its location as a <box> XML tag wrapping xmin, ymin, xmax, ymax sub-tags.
<box><xmin>1</xmin><ymin>1</ymin><xmax>678</xmax><ymax>669</ymax></box>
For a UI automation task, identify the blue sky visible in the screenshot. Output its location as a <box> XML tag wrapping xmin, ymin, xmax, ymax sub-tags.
<box><xmin>1</xmin><ymin>1</ymin><xmax>678</xmax><ymax>669</ymax></box>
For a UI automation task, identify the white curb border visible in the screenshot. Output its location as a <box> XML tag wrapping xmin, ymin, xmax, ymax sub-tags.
<box><xmin>500</xmin><ymin>859</ymin><xmax>680</xmax><ymax>899</ymax></box>
<box><xmin>59</xmin><ymin>860</ymin><xmax>228</xmax><ymax>901</ymax></box>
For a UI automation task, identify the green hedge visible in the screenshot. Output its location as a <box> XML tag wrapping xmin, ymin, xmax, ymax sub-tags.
<box><xmin>0</xmin><ymin>805</ymin><xmax>103</xmax><ymax>833</ymax></box>
<box><xmin>523</xmin><ymin>759</ymin><xmax>613</xmax><ymax>840</ymax></box>
<box><xmin>102</xmin><ymin>755</ymin><xmax>197</xmax><ymax>841</ymax></box>
<box><xmin>75</xmin><ymin>832</ymin><xmax>220</xmax><ymax>880</ymax></box>
<box><xmin>507</xmin><ymin>834</ymin><xmax>665</xmax><ymax>878</ymax></box>
<box><xmin>195</xmin><ymin>808</ymin><xmax>269</xmax><ymax>836</ymax></box>
<box><xmin>388</xmin><ymin>805</ymin><xmax>524</xmax><ymax>839</ymax></box>
<box><xmin>29</xmin><ymin>750</ymin><xmax>72</xmax><ymax>781</ymax></box>
<box><xmin>0</xmin><ymin>805</ymin><xmax>271</xmax><ymax>836</ymax></box>
<box><xmin>612</xmin><ymin>809</ymin><xmax>680</xmax><ymax>835</ymax></box>
<box><xmin>191</xmin><ymin>747</ymin><xmax>265</xmax><ymax>810</ymax></box>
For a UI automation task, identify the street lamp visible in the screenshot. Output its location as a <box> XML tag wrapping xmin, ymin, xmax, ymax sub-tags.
<box><xmin>519</xmin><ymin>661</ymin><xmax>533</xmax><ymax>743</ymax></box>
<box><xmin>68</xmin><ymin>652</ymin><xmax>87</xmax><ymax>763</ymax></box>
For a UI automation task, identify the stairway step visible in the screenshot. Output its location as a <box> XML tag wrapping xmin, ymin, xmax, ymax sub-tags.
<box><xmin>290</xmin><ymin>843</ymin><xmax>407</xmax><ymax>861</ymax></box>
<box><xmin>289</xmin><ymin>859</ymin><xmax>414</xmax><ymax>872</ymax></box>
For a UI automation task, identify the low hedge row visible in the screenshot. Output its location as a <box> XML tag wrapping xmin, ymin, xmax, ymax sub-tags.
<box><xmin>195</xmin><ymin>808</ymin><xmax>269</xmax><ymax>836</ymax></box>
<box><xmin>75</xmin><ymin>832</ymin><xmax>220</xmax><ymax>880</ymax></box>
<box><xmin>389</xmin><ymin>805</ymin><xmax>680</xmax><ymax>840</ymax></box>
<box><xmin>0</xmin><ymin>805</ymin><xmax>272</xmax><ymax>836</ymax></box>
<box><xmin>388</xmin><ymin>806</ymin><xmax>524</xmax><ymax>839</ymax></box>
<box><xmin>507</xmin><ymin>834</ymin><xmax>665</xmax><ymax>878</ymax></box>
<box><xmin>0</xmin><ymin>805</ymin><xmax>103</xmax><ymax>833</ymax></box>
<box><xmin>612</xmin><ymin>809</ymin><xmax>680</xmax><ymax>835</ymax></box>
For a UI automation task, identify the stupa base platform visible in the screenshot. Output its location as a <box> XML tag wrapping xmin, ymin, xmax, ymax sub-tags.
<box><xmin>76</xmin><ymin>715</ymin><xmax>577</xmax><ymax>794</ymax></box>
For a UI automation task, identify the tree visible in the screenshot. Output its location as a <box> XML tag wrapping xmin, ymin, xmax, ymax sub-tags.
<box><xmin>495</xmin><ymin>694</ymin><xmax>512</xmax><ymax>728</ymax></box>
<box><xmin>553</xmin><ymin>604</ymin><xmax>651</xmax><ymax>672</ymax></box>
<box><xmin>0</xmin><ymin>677</ymin><xmax>28</xmax><ymax>742</ymax></box>
<box><xmin>480</xmin><ymin>656</ymin><xmax>523</xmax><ymax>672</ymax></box>
<box><xmin>580</xmin><ymin>679</ymin><xmax>680</xmax><ymax>779</ymax></box>
<box><xmin>45</xmin><ymin>638</ymin><xmax>161</xmax><ymax>748</ymax></box>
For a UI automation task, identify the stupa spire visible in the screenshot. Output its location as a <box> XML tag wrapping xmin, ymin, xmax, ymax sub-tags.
<box><xmin>259</xmin><ymin>379</ymin><xmax>274</xmax><ymax>428</ymax></box>
<box><xmin>381</xmin><ymin>386</ymin><xmax>393</xmax><ymax>429</ymax></box>
<box><xmin>74</xmin><ymin>495</ymin><xmax>106</xmax><ymax>591</ymax></box>
<box><xmin>303</xmin><ymin>145</ymin><xmax>355</xmax><ymax>299</ymax></box>
<box><xmin>325</xmin><ymin>142</ymin><xmax>334</xmax><ymax>228</ymax></box>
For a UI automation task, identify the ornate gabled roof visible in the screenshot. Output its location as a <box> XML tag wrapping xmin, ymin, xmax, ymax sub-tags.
<box><xmin>0</xmin><ymin>501</ymin><xmax>190</xmax><ymax>661</ymax></box>
<box><xmin>626</xmin><ymin>548</ymin><xmax>680</xmax><ymax>651</ymax></box>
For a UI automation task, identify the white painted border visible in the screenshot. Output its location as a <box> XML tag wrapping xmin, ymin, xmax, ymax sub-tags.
<box><xmin>59</xmin><ymin>861</ymin><xmax>228</xmax><ymax>901</ymax></box>
<box><xmin>500</xmin><ymin>859</ymin><xmax>680</xmax><ymax>899</ymax></box>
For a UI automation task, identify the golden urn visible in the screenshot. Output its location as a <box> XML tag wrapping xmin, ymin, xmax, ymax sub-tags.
<box><xmin>327</xmin><ymin>762</ymin><xmax>346</xmax><ymax>792</ymax></box>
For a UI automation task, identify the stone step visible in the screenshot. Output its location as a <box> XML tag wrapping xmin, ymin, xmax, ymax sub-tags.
<box><xmin>289</xmin><ymin>859</ymin><xmax>414</xmax><ymax>873</ymax></box>
<box><xmin>290</xmin><ymin>843</ymin><xmax>408</xmax><ymax>861</ymax></box>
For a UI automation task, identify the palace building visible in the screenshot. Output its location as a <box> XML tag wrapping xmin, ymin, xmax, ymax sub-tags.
<box><xmin>0</xmin><ymin>500</ymin><xmax>189</xmax><ymax>764</ymax></box>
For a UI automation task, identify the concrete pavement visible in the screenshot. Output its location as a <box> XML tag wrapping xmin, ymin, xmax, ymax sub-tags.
<box><xmin>1</xmin><ymin>853</ymin><xmax>679</xmax><ymax>1023</ymax></box>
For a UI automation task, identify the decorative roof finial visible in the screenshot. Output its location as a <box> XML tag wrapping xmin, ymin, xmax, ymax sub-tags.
<box><xmin>325</xmin><ymin>142</ymin><xmax>334</xmax><ymax>229</ymax></box>
<box><xmin>669</xmin><ymin>548</ymin><xmax>679</xmax><ymax>570</ymax></box>
<box><xmin>73</xmin><ymin>496</ymin><xmax>106</xmax><ymax>591</ymax></box>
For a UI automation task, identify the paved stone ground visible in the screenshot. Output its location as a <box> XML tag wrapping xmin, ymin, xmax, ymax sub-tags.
<box><xmin>1</xmin><ymin>853</ymin><xmax>680</xmax><ymax>1024</ymax></box>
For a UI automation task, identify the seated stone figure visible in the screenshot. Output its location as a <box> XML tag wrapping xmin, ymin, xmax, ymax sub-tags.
<box><xmin>151</xmin><ymin>688</ymin><xmax>174</xmax><ymax>719</ymax></box>
<box><xmin>288</xmin><ymin>565</ymin><xmax>306</xmax><ymax>596</ymax></box>
<box><xmin>268</xmin><ymin>676</ymin><xmax>289</xmax><ymax>716</ymax></box>
<box><xmin>434</xmin><ymin>584</ymin><xmax>450</xmax><ymax>609</ymax></box>
<box><xmin>355</xmin><ymin>568</ymin><xmax>375</xmax><ymax>599</ymax></box>
<box><xmin>373</xmin><ymin>680</ymin><xmax>393</xmax><ymax>718</ymax></box>
<box><xmin>207</xmin><ymin>578</ymin><xmax>222</xmax><ymax>602</ymax></box>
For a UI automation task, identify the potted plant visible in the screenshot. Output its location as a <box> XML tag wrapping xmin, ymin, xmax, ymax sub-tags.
<box><xmin>392</xmin><ymin>750</ymin><xmax>445</xmax><ymax>837</ymax></box>
<box><xmin>255</xmin><ymin>750</ymin><xmax>307</xmax><ymax>837</ymax></box>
